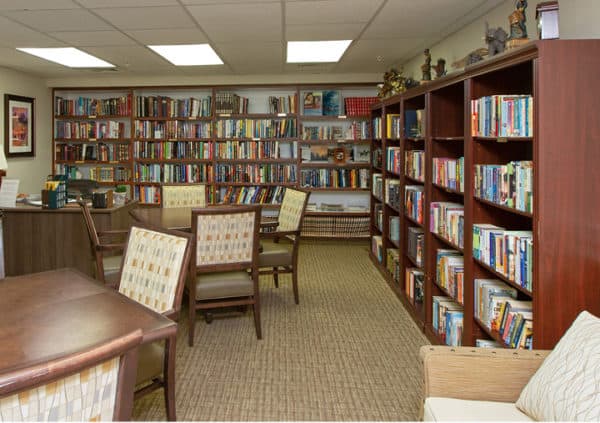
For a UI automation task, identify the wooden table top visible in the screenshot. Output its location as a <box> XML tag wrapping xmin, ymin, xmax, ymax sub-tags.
<box><xmin>130</xmin><ymin>207</ymin><xmax>194</xmax><ymax>230</ymax></box>
<box><xmin>0</xmin><ymin>268</ymin><xmax>176</xmax><ymax>374</ymax></box>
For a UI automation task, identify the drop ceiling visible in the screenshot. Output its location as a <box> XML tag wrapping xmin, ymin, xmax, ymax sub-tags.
<box><xmin>0</xmin><ymin>0</ymin><xmax>505</xmax><ymax>79</ymax></box>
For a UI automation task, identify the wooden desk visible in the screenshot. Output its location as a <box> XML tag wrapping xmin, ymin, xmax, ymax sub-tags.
<box><xmin>0</xmin><ymin>268</ymin><xmax>176</xmax><ymax>374</ymax></box>
<box><xmin>1</xmin><ymin>201</ymin><xmax>137</xmax><ymax>277</ymax></box>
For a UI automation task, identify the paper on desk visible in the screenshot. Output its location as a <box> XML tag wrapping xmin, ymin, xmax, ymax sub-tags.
<box><xmin>0</xmin><ymin>179</ymin><xmax>19</xmax><ymax>207</ymax></box>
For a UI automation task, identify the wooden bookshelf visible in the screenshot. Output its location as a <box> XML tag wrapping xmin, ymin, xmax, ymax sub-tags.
<box><xmin>369</xmin><ymin>40</ymin><xmax>600</xmax><ymax>350</ymax></box>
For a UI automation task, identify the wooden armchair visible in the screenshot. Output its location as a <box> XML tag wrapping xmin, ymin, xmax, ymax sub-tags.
<box><xmin>258</xmin><ymin>188</ymin><xmax>310</xmax><ymax>304</ymax></box>
<box><xmin>0</xmin><ymin>329</ymin><xmax>142</xmax><ymax>421</ymax></box>
<box><xmin>117</xmin><ymin>224</ymin><xmax>193</xmax><ymax>421</ymax></box>
<box><xmin>188</xmin><ymin>205</ymin><xmax>262</xmax><ymax>346</ymax></box>
<box><xmin>79</xmin><ymin>200</ymin><xmax>128</xmax><ymax>287</ymax></box>
<box><xmin>420</xmin><ymin>345</ymin><xmax>551</xmax><ymax>421</ymax></box>
<box><xmin>161</xmin><ymin>183</ymin><xmax>207</xmax><ymax>208</ymax></box>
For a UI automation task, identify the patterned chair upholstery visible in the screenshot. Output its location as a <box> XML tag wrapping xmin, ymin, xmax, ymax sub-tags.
<box><xmin>118</xmin><ymin>225</ymin><xmax>193</xmax><ymax>421</ymax></box>
<box><xmin>79</xmin><ymin>200</ymin><xmax>127</xmax><ymax>288</ymax></box>
<box><xmin>0</xmin><ymin>329</ymin><xmax>142</xmax><ymax>422</ymax></box>
<box><xmin>161</xmin><ymin>184</ymin><xmax>206</xmax><ymax>208</ymax></box>
<box><xmin>188</xmin><ymin>205</ymin><xmax>261</xmax><ymax>346</ymax></box>
<box><xmin>258</xmin><ymin>188</ymin><xmax>310</xmax><ymax>304</ymax></box>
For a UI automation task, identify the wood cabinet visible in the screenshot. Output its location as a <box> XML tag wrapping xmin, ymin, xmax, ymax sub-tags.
<box><xmin>370</xmin><ymin>40</ymin><xmax>600</xmax><ymax>349</ymax></box>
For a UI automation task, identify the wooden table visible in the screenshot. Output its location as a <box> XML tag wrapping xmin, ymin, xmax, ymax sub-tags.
<box><xmin>0</xmin><ymin>268</ymin><xmax>176</xmax><ymax>375</ymax></box>
<box><xmin>1</xmin><ymin>201</ymin><xmax>137</xmax><ymax>277</ymax></box>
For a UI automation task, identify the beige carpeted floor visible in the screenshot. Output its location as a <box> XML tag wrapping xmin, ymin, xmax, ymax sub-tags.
<box><xmin>133</xmin><ymin>240</ymin><xmax>430</xmax><ymax>421</ymax></box>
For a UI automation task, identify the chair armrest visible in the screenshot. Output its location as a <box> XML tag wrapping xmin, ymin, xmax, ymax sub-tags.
<box><xmin>420</xmin><ymin>345</ymin><xmax>551</xmax><ymax>403</ymax></box>
<box><xmin>260</xmin><ymin>221</ymin><xmax>278</xmax><ymax>230</ymax></box>
<box><xmin>259</xmin><ymin>230</ymin><xmax>298</xmax><ymax>241</ymax></box>
<box><xmin>96</xmin><ymin>243</ymin><xmax>125</xmax><ymax>252</ymax></box>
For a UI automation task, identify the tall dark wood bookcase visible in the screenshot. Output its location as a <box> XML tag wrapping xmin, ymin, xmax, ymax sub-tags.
<box><xmin>369</xmin><ymin>40</ymin><xmax>600</xmax><ymax>349</ymax></box>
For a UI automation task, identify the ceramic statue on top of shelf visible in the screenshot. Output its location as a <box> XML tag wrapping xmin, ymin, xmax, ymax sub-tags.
<box><xmin>377</xmin><ymin>67</ymin><xmax>407</xmax><ymax>98</ymax></box>
<box><xmin>421</xmin><ymin>49</ymin><xmax>432</xmax><ymax>83</ymax></box>
<box><xmin>485</xmin><ymin>22</ymin><xmax>508</xmax><ymax>56</ymax></box>
<box><xmin>433</xmin><ymin>58</ymin><xmax>447</xmax><ymax>79</ymax></box>
<box><xmin>507</xmin><ymin>0</ymin><xmax>530</xmax><ymax>49</ymax></box>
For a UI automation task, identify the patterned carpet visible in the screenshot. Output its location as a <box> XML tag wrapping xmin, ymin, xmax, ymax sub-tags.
<box><xmin>133</xmin><ymin>240</ymin><xmax>430</xmax><ymax>421</ymax></box>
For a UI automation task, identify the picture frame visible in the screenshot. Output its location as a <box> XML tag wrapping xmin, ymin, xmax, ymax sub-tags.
<box><xmin>5</xmin><ymin>94</ymin><xmax>35</xmax><ymax>158</ymax></box>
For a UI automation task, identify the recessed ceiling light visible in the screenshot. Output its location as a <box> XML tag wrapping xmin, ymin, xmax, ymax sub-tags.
<box><xmin>287</xmin><ymin>40</ymin><xmax>352</xmax><ymax>63</ymax></box>
<box><xmin>148</xmin><ymin>44</ymin><xmax>223</xmax><ymax>66</ymax></box>
<box><xmin>16</xmin><ymin>47</ymin><xmax>114</xmax><ymax>68</ymax></box>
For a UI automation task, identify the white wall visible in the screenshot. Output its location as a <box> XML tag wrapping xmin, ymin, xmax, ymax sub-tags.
<box><xmin>0</xmin><ymin>66</ymin><xmax>52</xmax><ymax>193</ymax></box>
<box><xmin>401</xmin><ymin>0</ymin><xmax>600</xmax><ymax>81</ymax></box>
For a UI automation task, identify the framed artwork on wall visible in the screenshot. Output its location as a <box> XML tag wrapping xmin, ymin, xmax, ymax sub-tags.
<box><xmin>4</xmin><ymin>94</ymin><xmax>35</xmax><ymax>158</ymax></box>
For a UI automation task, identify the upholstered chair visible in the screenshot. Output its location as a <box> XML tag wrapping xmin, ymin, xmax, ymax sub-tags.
<box><xmin>0</xmin><ymin>329</ymin><xmax>142</xmax><ymax>422</ymax></box>
<box><xmin>79</xmin><ymin>200</ymin><xmax>127</xmax><ymax>288</ymax></box>
<box><xmin>117</xmin><ymin>224</ymin><xmax>193</xmax><ymax>421</ymax></box>
<box><xmin>188</xmin><ymin>205</ymin><xmax>261</xmax><ymax>346</ymax></box>
<box><xmin>258</xmin><ymin>188</ymin><xmax>310</xmax><ymax>304</ymax></box>
<box><xmin>161</xmin><ymin>183</ymin><xmax>207</xmax><ymax>208</ymax></box>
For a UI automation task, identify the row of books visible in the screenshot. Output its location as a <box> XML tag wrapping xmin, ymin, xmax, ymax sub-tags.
<box><xmin>214</xmin><ymin>118</ymin><xmax>297</xmax><ymax>139</ymax></box>
<box><xmin>299</xmin><ymin>168</ymin><xmax>369</xmax><ymax>189</ymax></box>
<box><xmin>219</xmin><ymin>185</ymin><xmax>286</xmax><ymax>205</ymax></box>
<box><xmin>268</xmin><ymin>95</ymin><xmax>297</xmax><ymax>114</ymax></box>
<box><xmin>374</xmin><ymin>204</ymin><xmax>383</xmax><ymax>232</ymax></box>
<box><xmin>301</xmin><ymin>215</ymin><xmax>370</xmax><ymax>238</ymax></box>
<box><xmin>55</xmin><ymin>95</ymin><xmax>131</xmax><ymax>117</ymax></box>
<box><xmin>302</xmin><ymin>91</ymin><xmax>341</xmax><ymax>116</ymax></box>
<box><xmin>134</xmin><ymin>163</ymin><xmax>211</xmax><ymax>183</ymax></box>
<box><xmin>133</xmin><ymin>141</ymin><xmax>211</xmax><ymax>160</ymax></box>
<box><xmin>386</xmin><ymin>114</ymin><xmax>402</xmax><ymax>139</ymax></box>
<box><xmin>405</xmin><ymin>150</ymin><xmax>425</xmax><ymax>181</ymax></box>
<box><xmin>432</xmin><ymin>156</ymin><xmax>464</xmax><ymax>192</ymax></box>
<box><xmin>215</xmin><ymin>93</ymin><xmax>248</xmax><ymax>114</ymax></box>
<box><xmin>386</xmin><ymin>147</ymin><xmax>401</xmax><ymax>174</ymax></box>
<box><xmin>430</xmin><ymin>201</ymin><xmax>464</xmax><ymax>249</ymax></box>
<box><xmin>55</xmin><ymin>121</ymin><xmax>127</xmax><ymax>140</ymax></box>
<box><xmin>55</xmin><ymin>143</ymin><xmax>129</xmax><ymax>162</ymax></box>
<box><xmin>493</xmin><ymin>298</ymin><xmax>533</xmax><ymax>349</ymax></box>
<box><xmin>474</xmin><ymin>161</ymin><xmax>533</xmax><ymax>213</ymax></box>
<box><xmin>471</xmin><ymin>94</ymin><xmax>533</xmax><ymax>137</ymax></box>
<box><xmin>405</xmin><ymin>268</ymin><xmax>424</xmax><ymax>304</ymax></box>
<box><xmin>407</xmin><ymin>227</ymin><xmax>424</xmax><ymax>267</ymax></box>
<box><xmin>135</xmin><ymin>185</ymin><xmax>160</xmax><ymax>204</ymax></box>
<box><xmin>214</xmin><ymin>164</ymin><xmax>297</xmax><ymax>184</ymax></box>
<box><xmin>89</xmin><ymin>166</ymin><xmax>131</xmax><ymax>182</ymax></box>
<box><xmin>372</xmin><ymin>173</ymin><xmax>383</xmax><ymax>200</ymax></box>
<box><xmin>372</xmin><ymin>117</ymin><xmax>382</xmax><ymax>139</ymax></box>
<box><xmin>301</xmin><ymin>122</ymin><xmax>371</xmax><ymax>141</ymax></box>
<box><xmin>404</xmin><ymin>109</ymin><xmax>425</xmax><ymax>138</ymax></box>
<box><xmin>344</xmin><ymin>97</ymin><xmax>379</xmax><ymax>117</ymax></box>
<box><xmin>385</xmin><ymin>179</ymin><xmax>401</xmax><ymax>209</ymax></box>
<box><xmin>432</xmin><ymin>296</ymin><xmax>463</xmax><ymax>346</ymax></box>
<box><xmin>372</xmin><ymin>148</ymin><xmax>382</xmax><ymax>168</ymax></box>
<box><xmin>135</xmin><ymin>95</ymin><xmax>212</xmax><ymax>118</ymax></box>
<box><xmin>386</xmin><ymin>248</ymin><xmax>401</xmax><ymax>283</ymax></box>
<box><xmin>405</xmin><ymin>185</ymin><xmax>424</xmax><ymax>224</ymax></box>
<box><xmin>372</xmin><ymin>235</ymin><xmax>383</xmax><ymax>263</ymax></box>
<box><xmin>389</xmin><ymin>216</ymin><xmax>400</xmax><ymax>243</ymax></box>
<box><xmin>134</xmin><ymin>120</ymin><xmax>212</xmax><ymax>140</ymax></box>
<box><xmin>473</xmin><ymin>224</ymin><xmax>533</xmax><ymax>290</ymax></box>
<box><xmin>474</xmin><ymin>278</ymin><xmax>517</xmax><ymax>330</ymax></box>
<box><xmin>215</xmin><ymin>140</ymin><xmax>296</xmax><ymax>160</ymax></box>
<box><xmin>436</xmin><ymin>249</ymin><xmax>464</xmax><ymax>305</ymax></box>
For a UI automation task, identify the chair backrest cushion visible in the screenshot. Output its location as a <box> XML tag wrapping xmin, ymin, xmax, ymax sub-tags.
<box><xmin>0</xmin><ymin>357</ymin><xmax>120</xmax><ymax>421</ymax></box>
<box><xmin>119</xmin><ymin>226</ymin><xmax>189</xmax><ymax>313</ymax></box>
<box><xmin>162</xmin><ymin>185</ymin><xmax>206</xmax><ymax>208</ymax></box>
<box><xmin>277</xmin><ymin>188</ymin><xmax>307</xmax><ymax>232</ymax></box>
<box><xmin>195</xmin><ymin>210</ymin><xmax>256</xmax><ymax>266</ymax></box>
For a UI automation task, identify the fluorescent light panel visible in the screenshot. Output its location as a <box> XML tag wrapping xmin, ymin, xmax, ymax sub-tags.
<box><xmin>16</xmin><ymin>47</ymin><xmax>114</xmax><ymax>68</ymax></box>
<box><xmin>287</xmin><ymin>40</ymin><xmax>352</xmax><ymax>63</ymax></box>
<box><xmin>148</xmin><ymin>44</ymin><xmax>223</xmax><ymax>66</ymax></box>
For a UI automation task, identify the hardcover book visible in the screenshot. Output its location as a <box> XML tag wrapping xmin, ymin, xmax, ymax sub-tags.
<box><xmin>322</xmin><ymin>90</ymin><xmax>341</xmax><ymax>116</ymax></box>
<box><xmin>303</xmin><ymin>91</ymin><xmax>322</xmax><ymax>116</ymax></box>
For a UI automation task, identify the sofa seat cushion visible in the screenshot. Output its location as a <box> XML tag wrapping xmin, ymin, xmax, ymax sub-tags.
<box><xmin>195</xmin><ymin>271</ymin><xmax>253</xmax><ymax>300</ymax></box>
<box><xmin>135</xmin><ymin>341</ymin><xmax>164</xmax><ymax>386</ymax></box>
<box><xmin>258</xmin><ymin>240</ymin><xmax>292</xmax><ymax>267</ymax></box>
<box><xmin>424</xmin><ymin>397</ymin><xmax>533</xmax><ymax>421</ymax></box>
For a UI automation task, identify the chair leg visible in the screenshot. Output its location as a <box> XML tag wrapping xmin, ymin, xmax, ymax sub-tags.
<box><xmin>164</xmin><ymin>336</ymin><xmax>177</xmax><ymax>421</ymax></box>
<box><xmin>273</xmin><ymin>267</ymin><xmax>279</xmax><ymax>288</ymax></box>
<box><xmin>188</xmin><ymin>292</ymin><xmax>195</xmax><ymax>347</ymax></box>
<box><xmin>292</xmin><ymin>268</ymin><xmax>299</xmax><ymax>305</ymax></box>
<box><xmin>253</xmin><ymin>300</ymin><xmax>262</xmax><ymax>340</ymax></box>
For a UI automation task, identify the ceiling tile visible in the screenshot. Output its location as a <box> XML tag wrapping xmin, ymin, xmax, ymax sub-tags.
<box><xmin>126</xmin><ymin>28</ymin><xmax>208</xmax><ymax>45</ymax></box>
<box><xmin>285</xmin><ymin>0</ymin><xmax>383</xmax><ymax>25</ymax></box>
<box><xmin>83</xmin><ymin>45</ymin><xmax>172</xmax><ymax>68</ymax></box>
<box><xmin>49</xmin><ymin>30</ymin><xmax>137</xmax><ymax>47</ymax></box>
<box><xmin>0</xmin><ymin>0</ymin><xmax>78</xmax><ymax>10</ymax></box>
<box><xmin>0</xmin><ymin>16</ymin><xmax>66</xmax><ymax>48</ymax></box>
<box><xmin>77</xmin><ymin>0</ymin><xmax>179</xmax><ymax>7</ymax></box>
<box><xmin>216</xmin><ymin>41</ymin><xmax>282</xmax><ymax>69</ymax></box>
<box><xmin>187</xmin><ymin>3</ymin><xmax>281</xmax><ymax>42</ymax></box>
<box><xmin>341</xmin><ymin>38</ymin><xmax>423</xmax><ymax>66</ymax></box>
<box><xmin>182</xmin><ymin>0</ymin><xmax>279</xmax><ymax>3</ymax></box>
<box><xmin>2</xmin><ymin>9</ymin><xmax>113</xmax><ymax>32</ymax></box>
<box><xmin>93</xmin><ymin>6</ymin><xmax>197</xmax><ymax>30</ymax></box>
<box><xmin>286</xmin><ymin>23</ymin><xmax>365</xmax><ymax>41</ymax></box>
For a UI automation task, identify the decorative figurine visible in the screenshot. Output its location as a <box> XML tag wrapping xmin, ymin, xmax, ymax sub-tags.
<box><xmin>433</xmin><ymin>58</ymin><xmax>446</xmax><ymax>79</ymax></box>
<box><xmin>452</xmin><ymin>48</ymin><xmax>489</xmax><ymax>70</ymax></box>
<box><xmin>421</xmin><ymin>49</ymin><xmax>432</xmax><ymax>82</ymax></box>
<box><xmin>377</xmin><ymin>67</ymin><xmax>407</xmax><ymax>98</ymax></box>
<box><xmin>507</xmin><ymin>0</ymin><xmax>530</xmax><ymax>49</ymax></box>
<box><xmin>485</xmin><ymin>22</ymin><xmax>508</xmax><ymax>56</ymax></box>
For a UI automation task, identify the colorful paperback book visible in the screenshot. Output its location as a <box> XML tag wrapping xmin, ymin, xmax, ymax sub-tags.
<box><xmin>303</xmin><ymin>91</ymin><xmax>322</xmax><ymax>116</ymax></box>
<box><xmin>322</xmin><ymin>90</ymin><xmax>341</xmax><ymax>116</ymax></box>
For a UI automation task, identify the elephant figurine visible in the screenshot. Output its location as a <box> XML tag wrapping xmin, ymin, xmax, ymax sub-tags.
<box><xmin>485</xmin><ymin>22</ymin><xmax>508</xmax><ymax>56</ymax></box>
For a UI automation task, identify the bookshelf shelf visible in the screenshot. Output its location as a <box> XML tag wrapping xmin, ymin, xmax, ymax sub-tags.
<box><xmin>431</xmin><ymin>232</ymin><xmax>463</xmax><ymax>253</ymax></box>
<box><xmin>404</xmin><ymin>214</ymin><xmax>424</xmax><ymax>227</ymax></box>
<box><xmin>404</xmin><ymin>175</ymin><xmax>425</xmax><ymax>184</ymax></box>
<box><xmin>406</xmin><ymin>254</ymin><xmax>422</xmax><ymax>269</ymax></box>
<box><xmin>370</xmin><ymin>40</ymin><xmax>600</xmax><ymax>350</ymax></box>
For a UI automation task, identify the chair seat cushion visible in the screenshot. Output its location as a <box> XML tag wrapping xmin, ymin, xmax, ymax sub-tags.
<box><xmin>196</xmin><ymin>271</ymin><xmax>253</xmax><ymax>300</ymax></box>
<box><xmin>135</xmin><ymin>341</ymin><xmax>164</xmax><ymax>386</ymax></box>
<box><xmin>424</xmin><ymin>397</ymin><xmax>533</xmax><ymax>421</ymax></box>
<box><xmin>258</xmin><ymin>240</ymin><xmax>292</xmax><ymax>267</ymax></box>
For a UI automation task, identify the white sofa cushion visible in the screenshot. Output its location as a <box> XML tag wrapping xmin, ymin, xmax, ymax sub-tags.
<box><xmin>516</xmin><ymin>310</ymin><xmax>600</xmax><ymax>421</ymax></box>
<box><xmin>424</xmin><ymin>397</ymin><xmax>533</xmax><ymax>421</ymax></box>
